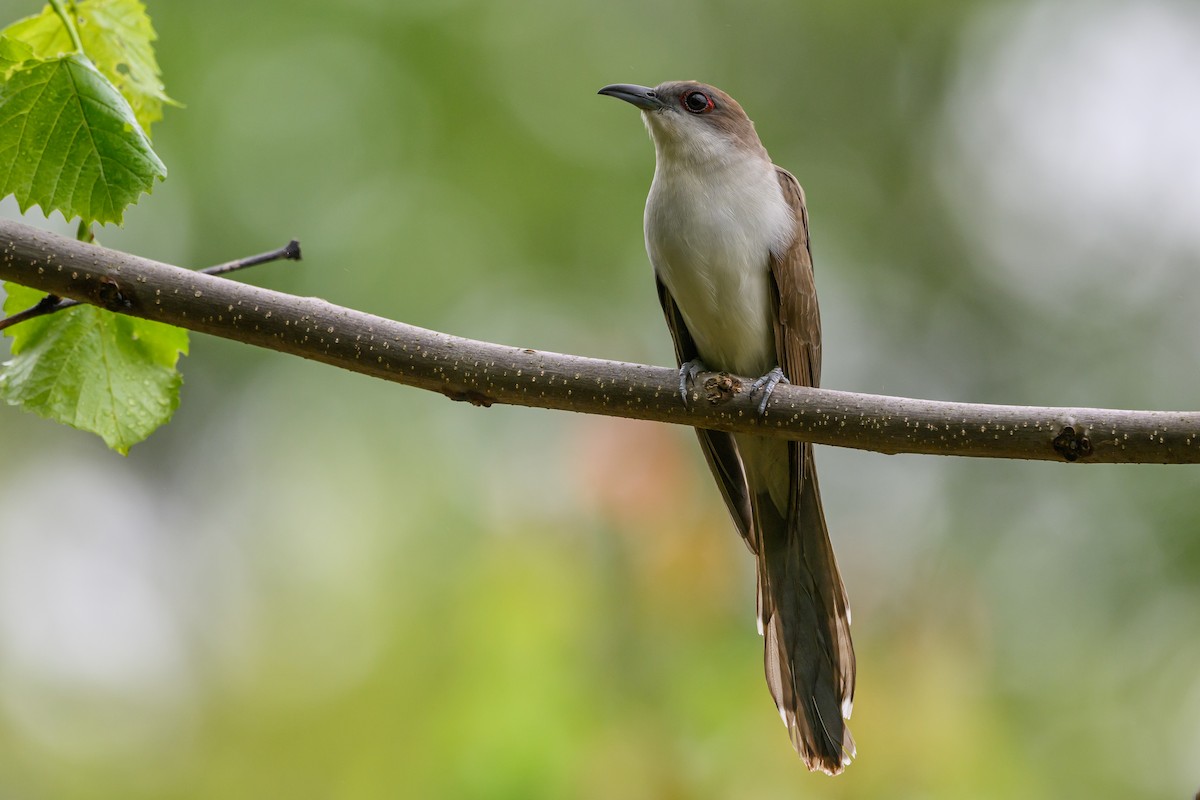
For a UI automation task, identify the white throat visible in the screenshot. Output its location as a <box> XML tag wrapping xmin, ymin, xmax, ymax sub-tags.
<box><xmin>642</xmin><ymin>121</ymin><xmax>794</xmax><ymax>378</ymax></box>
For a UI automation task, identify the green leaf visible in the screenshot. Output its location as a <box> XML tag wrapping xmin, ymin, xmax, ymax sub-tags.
<box><xmin>0</xmin><ymin>35</ymin><xmax>35</xmax><ymax>77</ymax></box>
<box><xmin>0</xmin><ymin>53</ymin><xmax>167</xmax><ymax>224</ymax></box>
<box><xmin>1</xmin><ymin>282</ymin><xmax>189</xmax><ymax>454</ymax></box>
<box><xmin>1</xmin><ymin>0</ymin><xmax>174</xmax><ymax>133</ymax></box>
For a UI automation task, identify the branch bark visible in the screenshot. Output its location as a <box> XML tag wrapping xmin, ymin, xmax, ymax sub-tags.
<box><xmin>1</xmin><ymin>218</ymin><xmax>1197</xmax><ymax>464</ymax></box>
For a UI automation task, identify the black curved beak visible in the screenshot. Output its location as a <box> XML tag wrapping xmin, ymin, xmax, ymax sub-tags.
<box><xmin>598</xmin><ymin>83</ymin><xmax>663</xmax><ymax>111</ymax></box>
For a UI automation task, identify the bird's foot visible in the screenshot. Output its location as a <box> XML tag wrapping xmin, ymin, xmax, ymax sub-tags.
<box><xmin>678</xmin><ymin>358</ymin><xmax>708</xmax><ymax>405</ymax></box>
<box><xmin>749</xmin><ymin>366</ymin><xmax>789</xmax><ymax>414</ymax></box>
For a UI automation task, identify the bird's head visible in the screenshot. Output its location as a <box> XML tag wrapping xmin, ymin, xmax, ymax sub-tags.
<box><xmin>598</xmin><ymin>81</ymin><xmax>767</xmax><ymax>167</ymax></box>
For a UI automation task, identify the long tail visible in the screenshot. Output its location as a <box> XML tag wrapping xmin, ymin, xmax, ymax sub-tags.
<box><xmin>755</xmin><ymin>443</ymin><xmax>856</xmax><ymax>774</ymax></box>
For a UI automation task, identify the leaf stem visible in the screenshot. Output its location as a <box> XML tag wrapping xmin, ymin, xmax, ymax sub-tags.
<box><xmin>0</xmin><ymin>295</ymin><xmax>76</xmax><ymax>332</ymax></box>
<box><xmin>49</xmin><ymin>0</ymin><xmax>85</xmax><ymax>55</ymax></box>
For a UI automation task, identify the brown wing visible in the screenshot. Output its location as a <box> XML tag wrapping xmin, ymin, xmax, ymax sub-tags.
<box><xmin>655</xmin><ymin>276</ymin><xmax>758</xmax><ymax>553</ymax></box>
<box><xmin>769</xmin><ymin>167</ymin><xmax>821</xmax><ymax>389</ymax></box>
<box><xmin>761</xmin><ymin>167</ymin><xmax>856</xmax><ymax>773</ymax></box>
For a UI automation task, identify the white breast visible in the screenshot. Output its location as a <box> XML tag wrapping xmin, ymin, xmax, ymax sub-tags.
<box><xmin>644</xmin><ymin>147</ymin><xmax>795</xmax><ymax>378</ymax></box>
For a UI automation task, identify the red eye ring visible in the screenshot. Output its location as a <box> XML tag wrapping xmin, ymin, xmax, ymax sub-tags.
<box><xmin>682</xmin><ymin>91</ymin><xmax>713</xmax><ymax>114</ymax></box>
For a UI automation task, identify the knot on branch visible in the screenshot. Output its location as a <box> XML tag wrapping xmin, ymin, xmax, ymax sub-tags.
<box><xmin>1052</xmin><ymin>425</ymin><xmax>1093</xmax><ymax>462</ymax></box>
<box><xmin>703</xmin><ymin>372</ymin><xmax>742</xmax><ymax>405</ymax></box>
<box><xmin>95</xmin><ymin>277</ymin><xmax>132</xmax><ymax>311</ymax></box>
<box><xmin>444</xmin><ymin>388</ymin><xmax>494</xmax><ymax>407</ymax></box>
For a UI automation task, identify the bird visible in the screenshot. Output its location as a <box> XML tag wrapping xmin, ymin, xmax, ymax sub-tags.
<box><xmin>598</xmin><ymin>81</ymin><xmax>855</xmax><ymax>774</ymax></box>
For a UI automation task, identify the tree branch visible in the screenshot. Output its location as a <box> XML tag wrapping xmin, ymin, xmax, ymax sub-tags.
<box><xmin>0</xmin><ymin>238</ymin><xmax>301</xmax><ymax>332</ymax></box>
<box><xmin>1</xmin><ymin>218</ymin><xmax>1197</xmax><ymax>464</ymax></box>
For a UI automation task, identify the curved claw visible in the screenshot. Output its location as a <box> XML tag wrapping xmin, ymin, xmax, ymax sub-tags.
<box><xmin>678</xmin><ymin>359</ymin><xmax>707</xmax><ymax>405</ymax></box>
<box><xmin>750</xmin><ymin>366</ymin><xmax>789</xmax><ymax>414</ymax></box>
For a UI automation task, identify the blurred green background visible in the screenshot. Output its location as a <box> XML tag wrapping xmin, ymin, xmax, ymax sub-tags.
<box><xmin>2</xmin><ymin>0</ymin><xmax>1200</xmax><ymax>797</ymax></box>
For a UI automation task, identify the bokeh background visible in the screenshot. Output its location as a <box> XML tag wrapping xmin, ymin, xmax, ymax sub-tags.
<box><xmin>2</xmin><ymin>0</ymin><xmax>1200</xmax><ymax>797</ymax></box>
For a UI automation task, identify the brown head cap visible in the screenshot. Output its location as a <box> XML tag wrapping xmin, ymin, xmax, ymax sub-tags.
<box><xmin>599</xmin><ymin>80</ymin><xmax>768</xmax><ymax>163</ymax></box>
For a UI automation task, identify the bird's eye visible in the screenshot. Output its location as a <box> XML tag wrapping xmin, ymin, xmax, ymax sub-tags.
<box><xmin>682</xmin><ymin>91</ymin><xmax>713</xmax><ymax>114</ymax></box>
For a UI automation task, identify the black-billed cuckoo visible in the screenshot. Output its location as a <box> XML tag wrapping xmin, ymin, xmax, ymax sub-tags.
<box><xmin>599</xmin><ymin>81</ymin><xmax>855</xmax><ymax>774</ymax></box>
